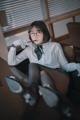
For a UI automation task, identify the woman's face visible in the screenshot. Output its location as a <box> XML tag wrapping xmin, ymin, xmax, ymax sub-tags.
<box><xmin>30</xmin><ymin>26</ymin><xmax>44</xmax><ymax>45</ymax></box>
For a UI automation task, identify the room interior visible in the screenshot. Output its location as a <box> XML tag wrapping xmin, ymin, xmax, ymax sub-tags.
<box><xmin>0</xmin><ymin>0</ymin><xmax>80</xmax><ymax>120</ymax></box>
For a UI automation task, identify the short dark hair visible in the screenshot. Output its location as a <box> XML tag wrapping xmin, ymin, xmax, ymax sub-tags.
<box><xmin>28</xmin><ymin>20</ymin><xmax>50</xmax><ymax>43</ymax></box>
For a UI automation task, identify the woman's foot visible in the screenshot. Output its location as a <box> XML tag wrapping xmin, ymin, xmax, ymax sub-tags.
<box><xmin>39</xmin><ymin>86</ymin><xmax>59</xmax><ymax>107</ymax></box>
<box><xmin>5</xmin><ymin>76</ymin><xmax>23</xmax><ymax>94</ymax></box>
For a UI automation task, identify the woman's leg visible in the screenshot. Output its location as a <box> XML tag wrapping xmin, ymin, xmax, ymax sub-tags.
<box><xmin>39</xmin><ymin>70</ymin><xmax>59</xmax><ymax>107</ymax></box>
<box><xmin>40</xmin><ymin>70</ymin><xmax>56</xmax><ymax>89</ymax></box>
<box><xmin>41</xmin><ymin>68</ymin><xmax>70</xmax><ymax>94</ymax></box>
<box><xmin>38</xmin><ymin>67</ymin><xmax>72</xmax><ymax>119</ymax></box>
<box><xmin>23</xmin><ymin>63</ymin><xmax>41</xmax><ymax>106</ymax></box>
<box><xmin>24</xmin><ymin>63</ymin><xmax>57</xmax><ymax>106</ymax></box>
<box><xmin>10</xmin><ymin>67</ymin><xmax>28</xmax><ymax>82</ymax></box>
<box><xmin>28</xmin><ymin>63</ymin><xmax>41</xmax><ymax>86</ymax></box>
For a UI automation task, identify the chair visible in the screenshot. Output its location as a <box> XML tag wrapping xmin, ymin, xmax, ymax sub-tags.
<box><xmin>67</xmin><ymin>22</ymin><xmax>80</xmax><ymax>62</ymax></box>
<box><xmin>11</xmin><ymin>22</ymin><xmax>80</xmax><ymax>95</ymax></box>
<box><xmin>65</xmin><ymin>22</ymin><xmax>80</xmax><ymax>103</ymax></box>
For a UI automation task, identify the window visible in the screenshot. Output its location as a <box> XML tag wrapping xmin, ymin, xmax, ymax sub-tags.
<box><xmin>0</xmin><ymin>0</ymin><xmax>43</xmax><ymax>31</ymax></box>
<box><xmin>48</xmin><ymin>0</ymin><xmax>80</xmax><ymax>17</ymax></box>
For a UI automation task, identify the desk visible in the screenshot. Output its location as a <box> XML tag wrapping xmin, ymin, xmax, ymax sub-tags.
<box><xmin>0</xmin><ymin>57</ymin><xmax>25</xmax><ymax>120</ymax></box>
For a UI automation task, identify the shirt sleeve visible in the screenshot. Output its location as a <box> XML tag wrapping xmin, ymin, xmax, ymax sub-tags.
<box><xmin>55</xmin><ymin>43</ymin><xmax>68</xmax><ymax>66</ymax></box>
<box><xmin>55</xmin><ymin>43</ymin><xmax>80</xmax><ymax>72</ymax></box>
<box><xmin>8</xmin><ymin>46</ymin><xmax>28</xmax><ymax>66</ymax></box>
<box><xmin>62</xmin><ymin>62</ymin><xmax>78</xmax><ymax>72</ymax></box>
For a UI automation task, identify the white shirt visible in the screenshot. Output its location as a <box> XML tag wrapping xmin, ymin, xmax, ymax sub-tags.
<box><xmin>8</xmin><ymin>41</ymin><xmax>80</xmax><ymax>74</ymax></box>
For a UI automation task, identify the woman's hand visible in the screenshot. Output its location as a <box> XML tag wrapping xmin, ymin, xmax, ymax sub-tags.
<box><xmin>12</xmin><ymin>39</ymin><xmax>26</xmax><ymax>49</ymax></box>
<box><xmin>13</xmin><ymin>40</ymin><xmax>21</xmax><ymax>47</ymax></box>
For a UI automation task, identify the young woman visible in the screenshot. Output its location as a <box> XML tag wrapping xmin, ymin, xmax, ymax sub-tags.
<box><xmin>8</xmin><ymin>20</ymin><xmax>80</xmax><ymax>112</ymax></box>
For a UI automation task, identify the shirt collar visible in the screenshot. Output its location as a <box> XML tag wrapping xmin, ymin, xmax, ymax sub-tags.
<box><xmin>30</xmin><ymin>40</ymin><xmax>51</xmax><ymax>49</ymax></box>
<box><xmin>42</xmin><ymin>40</ymin><xmax>51</xmax><ymax>48</ymax></box>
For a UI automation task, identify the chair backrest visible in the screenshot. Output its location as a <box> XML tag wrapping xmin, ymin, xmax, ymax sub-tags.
<box><xmin>67</xmin><ymin>22</ymin><xmax>80</xmax><ymax>48</ymax></box>
<box><xmin>67</xmin><ymin>22</ymin><xmax>80</xmax><ymax>62</ymax></box>
<box><xmin>62</xmin><ymin>44</ymin><xmax>75</xmax><ymax>62</ymax></box>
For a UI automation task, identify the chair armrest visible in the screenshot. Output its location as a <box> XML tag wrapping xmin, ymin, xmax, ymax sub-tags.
<box><xmin>61</xmin><ymin>44</ymin><xmax>75</xmax><ymax>62</ymax></box>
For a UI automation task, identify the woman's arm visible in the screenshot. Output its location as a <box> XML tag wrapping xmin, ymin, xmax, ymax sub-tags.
<box><xmin>56</xmin><ymin>43</ymin><xmax>80</xmax><ymax>76</ymax></box>
<box><xmin>8</xmin><ymin>46</ymin><xmax>28</xmax><ymax>66</ymax></box>
<box><xmin>62</xmin><ymin>63</ymin><xmax>80</xmax><ymax>76</ymax></box>
<box><xmin>8</xmin><ymin>46</ymin><xmax>17</xmax><ymax>66</ymax></box>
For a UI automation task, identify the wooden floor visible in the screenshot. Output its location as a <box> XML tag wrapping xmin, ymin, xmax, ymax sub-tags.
<box><xmin>22</xmin><ymin>102</ymin><xmax>80</xmax><ymax>120</ymax></box>
<box><xmin>0</xmin><ymin>57</ymin><xmax>80</xmax><ymax>120</ymax></box>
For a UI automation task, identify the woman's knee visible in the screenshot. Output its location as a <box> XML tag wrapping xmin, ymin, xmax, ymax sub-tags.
<box><xmin>40</xmin><ymin>70</ymin><xmax>46</xmax><ymax>75</ymax></box>
<box><xmin>40</xmin><ymin>70</ymin><xmax>53</xmax><ymax>88</ymax></box>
